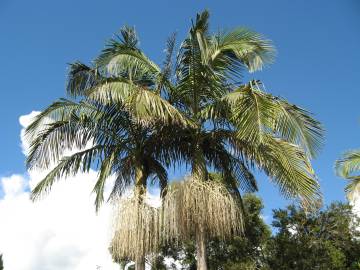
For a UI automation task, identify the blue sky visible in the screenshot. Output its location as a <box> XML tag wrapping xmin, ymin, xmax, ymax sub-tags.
<box><xmin>1</xmin><ymin>0</ymin><xmax>360</xmax><ymax>221</ymax></box>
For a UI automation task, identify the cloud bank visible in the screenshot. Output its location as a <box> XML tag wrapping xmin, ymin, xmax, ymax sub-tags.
<box><xmin>0</xmin><ymin>112</ymin><xmax>121</xmax><ymax>270</ymax></box>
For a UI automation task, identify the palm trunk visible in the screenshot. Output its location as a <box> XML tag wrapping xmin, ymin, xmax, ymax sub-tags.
<box><xmin>135</xmin><ymin>256</ymin><xmax>145</xmax><ymax>270</ymax></box>
<box><xmin>134</xmin><ymin>164</ymin><xmax>147</xmax><ymax>270</ymax></box>
<box><xmin>192</xmin><ymin>143</ymin><xmax>208</xmax><ymax>270</ymax></box>
<box><xmin>196</xmin><ymin>224</ymin><xmax>208</xmax><ymax>270</ymax></box>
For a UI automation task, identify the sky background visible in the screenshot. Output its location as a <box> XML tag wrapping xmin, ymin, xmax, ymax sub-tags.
<box><xmin>1</xmin><ymin>0</ymin><xmax>360</xmax><ymax>224</ymax></box>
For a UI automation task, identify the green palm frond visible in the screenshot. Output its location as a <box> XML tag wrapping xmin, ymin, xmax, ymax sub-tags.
<box><xmin>208</xmin><ymin>27</ymin><xmax>275</xmax><ymax>75</ymax></box>
<box><xmin>335</xmin><ymin>150</ymin><xmax>360</xmax><ymax>179</ymax></box>
<box><xmin>31</xmin><ymin>145</ymin><xmax>105</xmax><ymax>201</ymax></box>
<box><xmin>93</xmin><ymin>151</ymin><xmax>117</xmax><ymax>211</ymax></box>
<box><xmin>201</xmin><ymin>129</ymin><xmax>258</xmax><ymax>192</ymax></box>
<box><xmin>86</xmin><ymin>79</ymin><xmax>192</xmax><ymax>126</ymax></box>
<box><xmin>345</xmin><ymin>177</ymin><xmax>360</xmax><ymax>197</ymax></box>
<box><xmin>147</xmin><ymin>157</ymin><xmax>168</xmax><ymax>196</ymax></box>
<box><xmin>25</xmin><ymin>99</ymin><xmax>82</xmax><ymax>138</ymax></box>
<box><xmin>94</xmin><ymin>26</ymin><xmax>160</xmax><ymax>77</ymax></box>
<box><xmin>26</xmin><ymin>99</ymin><xmax>129</xmax><ymax>170</ymax></box>
<box><xmin>238</xmin><ymin>135</ymin><xmax>321</xmax><ymax>206</ymax></box>
<box><xmin>272</xmin><ymin>98</ymin><xmax>324</xmax><ymax>158</ymax></box>
<box><xmin>335</xmin><ymin>150</ymin><xmax>360</xmax><ymax>196</ymax></box>
<box><xmin>67</xmin><ymin>62</ymin><xmax>99</xmax><ymax>97</ymax></box>
<box><xmin>220</xmin><ymin>81</ymin><xmax>323</xmax><ymax>158</ymax></box>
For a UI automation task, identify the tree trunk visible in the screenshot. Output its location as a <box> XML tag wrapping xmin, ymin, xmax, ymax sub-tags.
<box><xmin>135</xmin><ymin>255</ymin><xmax>145</xmax><ymax>270</ymax></box>
<box><xmin>134</xmin><ymin>164</ymin><xmax>147</xmax><ymax>270</ymax></box>
<box><xmin>196</xmin><ymin>225</ymin><xmax>208</xmax><ymax>270</ymax></box>
<box><xmin>192</xmin><ymin>143</ymin><xmax>208</xmax><ymax>270</ymax></box>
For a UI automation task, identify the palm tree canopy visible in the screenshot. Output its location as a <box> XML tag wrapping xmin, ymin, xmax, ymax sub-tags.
<box><xmin>27</xmin><ymin>10</ymin><xmax>324</xmax><ymax>211</ymax></box>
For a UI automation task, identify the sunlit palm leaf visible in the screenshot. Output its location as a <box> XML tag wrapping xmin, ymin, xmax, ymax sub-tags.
<box><xmin>336</xmin><ymin>150</ymin><xmax>360</xmax><ymax>197</ymax></box>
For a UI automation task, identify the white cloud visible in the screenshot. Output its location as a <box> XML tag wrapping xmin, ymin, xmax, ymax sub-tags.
<box><xmin>19</xmin><ymin>111</ymin><xmax>40</xmax><ymax>155</ymax></box>
<box><xmin>0</xmin><ymin>169</ymin><xmax>120</xmax><ymax>270</ymax></box>
<box><xmin>0</xmin><ymin>112</ymin><xmax>158</xmax><ymax>270</ymax></box>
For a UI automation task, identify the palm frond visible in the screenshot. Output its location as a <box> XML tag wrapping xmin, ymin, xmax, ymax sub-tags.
<box><xmin>147</xmin><ymin>157</ymin><xmax>168</xmax><ymax>196</ymax></box>
<box><xmin>335</xmin><ymin>150</ymin><xmax>360</xmax><ymax>198</ymax></box>
<box><xmin>66</xmin><ymin>62</ymin><xmax>99</xmax><ymax>97</ymax></box>
<box><xmin>221</xmin><ymin>81</ymin><xmax>324</xmax><ymax>158</ymax></box>
<box><xmin>31</xmin><ymin>146</ymin><xmax>104</xmax><ymax>201</ymax></box>
<box><xmin>208</xmin><ymin>27</ymin><xmax>275</xmax><ymax>75</ymax></box>
<box><xmin>237</xmin><ymin>135</ymin><xmax>321</xmax><ymax>207</ymax></box>
<box><xmin>335</xmin><ymin>150</ymin><xmax>360</xmax><ymax>179</ymax></box>
<box><xmin>94</xmin><ymin>26</ymin><xmax>160</xmax><ymax>78</ymax></box>
<box><xmin>93</xmin><ymin>151</ymin><xmax>117</xmax><ymax>211</ymax></box>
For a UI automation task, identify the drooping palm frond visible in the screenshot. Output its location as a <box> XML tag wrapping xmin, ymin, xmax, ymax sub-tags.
<box><xmin>30</xmin><ymin>145</ymin><xmax>105</xmax><ymax>201</ymax></box>
<box><xmin>215</xmin><ymin>81</ymin><xmax>324</xmax><ymax>158</ymax></box>
<box><xmin>234</xmin><ymin>135</ymin><xmax>321</xmax><ymax>207</ymax></box>
<box><xmin>84</xmin><ymin>78</ymin><xmax>192</xmax><ymax>127</ymax></box>
<box><xmin>335</xmin><ymin>150</ymin><xmax>360</xmax><ymax>179</ymax></box>
<box><xmin>201</xmin><ymin>129</ymin><xmax>258</xmax><ymax>193</ymax></box>
<box><xmin>25</xmin><ymin>100</ymin><xmax>99</xmax><ymax>169</ymax></box>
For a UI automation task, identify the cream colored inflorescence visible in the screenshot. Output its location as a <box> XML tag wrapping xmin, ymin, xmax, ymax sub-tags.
<box><xmin>162</xmin><ymin>177</ymin><xmax>244</xmax><ymax>242</ymax></box>
<box><xmin>110</xmin><ymin>177</ymin><xmax>244</xmax><ymax>261</ymax></box>
<box><xmin>110</xmin><ymin>196</ymin><xmax>161</xmax><ymax>261</ymax></box>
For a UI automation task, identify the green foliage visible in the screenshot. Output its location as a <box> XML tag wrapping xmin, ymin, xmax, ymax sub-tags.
<box><xmin>205</xmin><ymin>194</ymin><xmax>270</xmax><ymax>269</ymax></box>
<box><xmin>160</xmin><ymin>198</ymin><xmax>360</xmax><ymax>270</ymax></box>
<box><xmin>268</xmin><ymin>202</ymin><xmax>360</xmax><ymax>270</ymax></box>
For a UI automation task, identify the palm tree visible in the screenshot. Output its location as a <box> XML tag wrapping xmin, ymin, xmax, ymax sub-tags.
<box><xmin>25</xmin><ymin>28</ymin><xmax>189</xmax><ymax>270</ymax></box>
<box><xmin>335</xmin><ymin>150</ymin><xmax>360</xmax><ymax>201</ymax></box>
<box><xmin>26</xmin><ymin>11</ymin><xmax>324</xmax><ymax>270</ymax></box>
<box><xmin>82</xmin><ymin>11</ymin><xmax>323</xmax><ymax>269</ymax></box>
<box><xmin>158</xmin><ymin>11</ymin><xmax>324</xmax><ymax>269</ymax></box>
<box><xmin>70</xmin><ymin>11</ymin><xmax>323</xmax><ymax>269</ymax></box>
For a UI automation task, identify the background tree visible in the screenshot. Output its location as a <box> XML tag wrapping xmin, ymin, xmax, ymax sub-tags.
<box><xmin>159</xmin><ymin>199</ymin><xmax>360</xmax><ymax>270</ymax></box>
<box><xmin>203</xmin><ymin>194</ymin><xmax>271</xmax><ymax>270</ymax></box>
<box><xmin>267</xmin><ymin>202</ymin><xmax>360</xmax><ymax>270</ymax></box>
<box><xmin>0</xmin><ymin>254</ymin><xmax>3</xmax><ymax>270</ymax></box>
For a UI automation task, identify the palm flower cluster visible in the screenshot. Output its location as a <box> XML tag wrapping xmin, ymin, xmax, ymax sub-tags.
<box><xmin>162</xmin><ymin>176</ymin><xmax>244</xmax><ymax>242</ymax></box>
<box><xmin>25</xmin><ymin>10</ymin><xmax>323</xmax><ymax>270</ymax></box>
<box><xmin>110</xmin><ymin>194</ymin><xmax>161</xmax><ymax>262</ymax></box>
